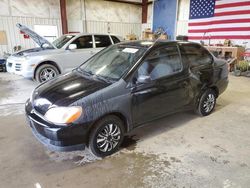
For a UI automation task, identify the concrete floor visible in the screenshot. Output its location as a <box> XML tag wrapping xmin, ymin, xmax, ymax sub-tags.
<box><xmin>0</xmin><ymin>73</ymin><xmax>250</xmax><ymax>188</ymax></box>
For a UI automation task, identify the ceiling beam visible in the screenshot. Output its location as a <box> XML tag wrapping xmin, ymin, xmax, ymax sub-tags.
<box><xmin>105</xmin><ymin>0</ymin><xmax>152</xmax><ymax>6</ymax></box>
<box><xmin>105</xmin><ymin>0</ymin><xmax>142</xmax><ymax>5</ymax></box>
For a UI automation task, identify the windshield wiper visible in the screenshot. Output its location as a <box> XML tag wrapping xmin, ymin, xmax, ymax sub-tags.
<box><xmin>77</xmin><ymin>68</ymin><xmax>113</xmax><ymax>83</ymax></box>
<box><xmin>93</xmin><ymin>74</ymin><xmax>114</xmax><ymax>83</ymax></box>
<box><xmin>77</xmin><ymin>68</ymin><xmax>93</xmax><ymax>76</ymax></box>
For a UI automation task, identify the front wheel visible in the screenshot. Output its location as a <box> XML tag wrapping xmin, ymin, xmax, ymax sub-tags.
<box><xmin>88</xmin><ymin>115</ymin><xmax>125</xmax><ymax>157</ymax></box>
<box><xmin>35</xmin><ymin>64</ymin><xmax>59</xmax><ymax>83</ymax></box>
<box><xmin>196</xmin><ymin>89</ymin><xmax>216</xmax><ymax>116</ymax></box>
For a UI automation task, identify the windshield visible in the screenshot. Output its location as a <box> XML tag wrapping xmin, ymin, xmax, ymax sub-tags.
<box><xmin>52</xmin><ymin>35</ymin><xmax>75</xmax><ymax>48</ymax></box>
<box><xmin>79</xmin><ymin>45</ymin><xmax>146</xmax><ymax>81</ymax></box>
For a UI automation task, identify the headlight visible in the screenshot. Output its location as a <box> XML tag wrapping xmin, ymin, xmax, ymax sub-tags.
<box><xmin>19</xmin><ymin>56</ymin><xmax>28</xmax><ymax>61</ymax></box>
<box><xmin>44</xmin><ymin>106</ymin><xmax>82</xmax><ymax>124</ymax></box>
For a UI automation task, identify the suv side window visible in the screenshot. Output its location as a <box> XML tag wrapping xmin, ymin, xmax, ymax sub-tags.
<box><xmin>94</xmin><ymin>35</ymin><xmax>112</xmax><ymax>48</ymax></box>
<box><xmin>180</xmin><ymin>44</ymin><xmax>213</xmax><ymax>67</ymax></box>
<box><xmin>111</xmin><ymin>36</ymin><xmax>121</xmax><ymax>44</ymax></box>
<box><xmin>137</xmin><ymin>45</ymin><xmax>182</xmax><ymax>80</ymax></box>
<box><xmin>71</xmin><ymin>35</ymin><xmax>93</xmax><ymax>49</ymax></box>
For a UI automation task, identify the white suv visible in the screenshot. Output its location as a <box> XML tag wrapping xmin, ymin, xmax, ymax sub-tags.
<box><xmin>7</xmin><ymin>24</ymin><xmax>122</xmax><ymax>83</ymax></box>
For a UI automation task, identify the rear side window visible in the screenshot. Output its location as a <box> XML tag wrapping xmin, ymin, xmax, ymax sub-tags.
<box><xmin>180</xmin><ymin>44</ymin><xmax>213</xmax><ymax>67</ymax></box>
<box><xmin>94</xmin><ymin>35</ymin><xmax>112</xmax><ymax>48</ymax></box>
<box><xmin>137</xmin><ymin>45</ymin><xmax>182</xmax><ymax>80</ymax></box>
<box><xmin>111</xmin><ymin>36</ymin><xmax>121</xmax><ymax>44</ymax></box>
<box><xmin>71</xmin><ymin>35</ymin><xmax>93</xmax><ymax>49</ymax></box>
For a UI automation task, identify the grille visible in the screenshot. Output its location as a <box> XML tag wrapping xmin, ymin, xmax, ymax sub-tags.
<box><xmin>15</xmin><ymin>63</ymin><xmax>22</xmax><ymax>71</ymax></box>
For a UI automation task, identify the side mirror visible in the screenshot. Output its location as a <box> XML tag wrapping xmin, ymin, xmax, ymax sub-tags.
<box><xmin>68</xmin><ymin>44</ymin><xmax>77</xmax><ymax>50</ymax></box>
<box><xmin>137</xmin><ymin>75</ymin><xmax>151</xmax><ymax>84</ymax></box>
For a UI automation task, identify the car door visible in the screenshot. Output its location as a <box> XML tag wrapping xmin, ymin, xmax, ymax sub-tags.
<box><xmin>62</xmin><ymin>35</ymin><xmax>94</xmax><ymax>72</ymax></box>
<box><xmin>131</xmin><ymin>45</ymin><xmax>194</xmax><ymax>126</ymax></box>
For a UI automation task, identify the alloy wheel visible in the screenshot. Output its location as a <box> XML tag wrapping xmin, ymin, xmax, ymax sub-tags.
<box><xmin>203</xmin><ymin>93</ymin><xmax>215</xmax><ymax>113</ymax></box>
<box><xmin>96</xmin><ymin>123</ymin><xmax>121</xmax><ymax>153</ymax></box>
<box><xmin>40</xmin><ymin>68</ymin><xmax>57</xmax><ymax>82</ymax></box>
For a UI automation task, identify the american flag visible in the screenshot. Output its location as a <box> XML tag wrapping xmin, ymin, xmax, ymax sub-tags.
<box><xmin>188</xmin><ymin>0</ymin><xmax>250</xmax><ymax>46</ymax></box>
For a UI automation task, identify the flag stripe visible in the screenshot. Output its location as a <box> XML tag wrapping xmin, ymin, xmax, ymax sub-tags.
<box><xmin>188</xmin><ymin>18</ymin><xmax>250</xmax><ymax>26</ymax></box>
<box><xmin>189</xmin><ymin>23</ymin><xmax>250</xmax><ymax>30</ymax></box>
<box><xmin>189</xmin><ymin>14</ymin><xmax>250</xmax><ymax>23</ymax></box>
<box><xmin>188</xmin><ymin>31</ymin><xmax>250</xmax><ymax>36</ymax></box>
<box><xmin>189</xmin><ymin>35</ymin><xmax>250</xmax><ymax>40</ymax></box>
<box><xmin>214</xmin><ymin>10</ymin><xmax>250</xmax><ymax>16</ymax></box>
<box><xmin>216</xmin><ymin>0</ymin><xmax>250</xmax><ymax>5</ymax></box>
<box><xmin>189</xmin><ymin>27</ymin><xmax>250</xmax><ymax>33</ymax></box>
<box><xmin>215</xmin><ymin>1</ymin><xmax>250</xmax><ymax>9</ymax></box>
<box><xmin>215</xmin><ymin>5</ymin><xmax>250</xmax><ymax>13</ymax></box>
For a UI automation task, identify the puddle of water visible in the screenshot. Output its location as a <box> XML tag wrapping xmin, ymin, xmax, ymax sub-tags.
<box><xmin>46</xmin><ymin>148</ymin><xmax>101</xmax><ymax>166</ymax></box>
<box><xmin>121</xmin><ymin>135</ymin><xmax>139</xmax><ymax>151</ymax></box>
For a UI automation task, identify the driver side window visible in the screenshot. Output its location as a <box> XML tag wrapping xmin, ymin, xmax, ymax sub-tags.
<box><xmin>137</xmin><ymin>46</ymin><xmax>182</xmax><ymax>81</ymax></box>
<box><xmin>70</xmin><ymin>35</ymin><xmax>93</xmax><ymax>49</ymax></box>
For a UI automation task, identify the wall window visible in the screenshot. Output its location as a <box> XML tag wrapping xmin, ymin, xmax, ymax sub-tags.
<box><xmin>94</xmin><ymin>35</ymin><xmax>112</xmax><ymax>48</ymax></box>
<box><xmin>138</xmin><ymin>46</ymin><xmax>182</xmax><ymax>80</ymax></box>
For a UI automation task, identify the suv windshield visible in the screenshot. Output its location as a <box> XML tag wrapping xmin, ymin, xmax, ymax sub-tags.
<box><xmin>79</xmin><ymin>45</ymin><xmax>146</xmax><ymax>81</ymax></box>
<box><xmin>52</xmin><ymin>35</ymin><xmax>75</xmax><ymax>49</ymax></box>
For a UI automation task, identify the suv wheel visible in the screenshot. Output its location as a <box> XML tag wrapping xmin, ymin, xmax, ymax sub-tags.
<box><xmin>89</xmin><ymin>115</ymin><xmax>125</xmax><ymax>157</ymax></box>
<box><xmin>35</xmin><ymin>64</ymin><xmax>59</xmax><ymax>83</ymax></box>
<box><xmin>196</xmin><ymin>89</ymin><xmax>216</xmax><ymax>116</ymax></box>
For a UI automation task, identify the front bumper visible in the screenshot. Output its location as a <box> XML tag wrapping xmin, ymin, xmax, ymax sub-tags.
<box><xmin>6</xmin><ymin>58</ymin><xmax>34</xmax><ymax>78</ymax></box>
<box><xmin>25</xmin><ymin>100</ymin><xmax>89</xmax><ymax>152</ymax></box>
<box><xmin>27</xmin><ymin>116</ymin><xmax>85</xmax><ymax>151</ymax></box>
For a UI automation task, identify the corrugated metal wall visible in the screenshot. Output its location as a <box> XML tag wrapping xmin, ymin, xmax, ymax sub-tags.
<box><xmin>68</xmin><ymin>19</ymin><xmax>142</xmax><ymax>39</ymax></box>
<box><xmin>0</xmin><ymin>16</ymin><xmax>62</xmax><ymax>55</ymax></box>
<box><xmin>0</xmin><ymin>17</ymin><xmax>142</xmax><ymax>56</ymax></box>
<box><xmin>176</xmin><ymin>0</ymin><xmax>190</xmax><ymax>36</ymax></box>
<box><xmin>87</xmin><ymin>21</ymin><xmax>141</xmax><ymax>39</ymax></box>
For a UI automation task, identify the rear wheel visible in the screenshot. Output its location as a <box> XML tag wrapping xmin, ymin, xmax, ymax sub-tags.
<box><xmin>88</xmin><ymin>115</ymin><xmax>125</xmax><ymax>157</ymax></box>
<box><xmin>35</xmin><ymin>64</ymin><xmax>59</xmax><ymax>83</ymax></box>
<box><xmin>196</xmin><ymin>89</ymin><xmax>216</xmax><ymax>116</ymax></box>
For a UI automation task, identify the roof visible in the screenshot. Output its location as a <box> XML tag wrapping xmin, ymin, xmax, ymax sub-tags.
<box><xmin>63</xmin><ymin>33</ymin><xmax>121</xmax><ymax>38</ymax></box>
<box><xmin>117</xmin><ymin>40</ymin><xmax>197</xmax><ymax>49</ymax></box>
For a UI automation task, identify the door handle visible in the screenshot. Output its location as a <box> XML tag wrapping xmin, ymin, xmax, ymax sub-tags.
<box><xmin>90</xmin><ymin>51</ymin><xmax>94</xmax><ymax>55</ymax></box>
<box><xmin>197</xmin><ymin>71</ymin><xmax>202</xmax><ymax>75</ymax></box>
<box><xmin>181</xmin><ymin>81</ymin><xmax>188</xmax><ymax>87</ymax></box>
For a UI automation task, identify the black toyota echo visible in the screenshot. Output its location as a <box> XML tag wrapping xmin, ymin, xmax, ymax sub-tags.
<box><xmin>25</xmin><ymin>40</ymin><xmax>228</xmax><ymax>157</ymax></box>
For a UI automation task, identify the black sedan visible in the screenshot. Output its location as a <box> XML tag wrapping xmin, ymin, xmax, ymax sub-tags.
<box><xmin>25</xmin><ymin>40</ymin><xmax>228</xmax><ymax>157</ymax></box>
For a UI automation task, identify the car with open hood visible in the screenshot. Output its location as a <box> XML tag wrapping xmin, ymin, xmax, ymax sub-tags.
<box><xmin>6</xmin><ymin>23</ymin><xmax>122</xmax><ymax>82</ymax></box>
<box><xmin>25</xmin><ymin>40</ymin><xmax>229</xmax><ymax>157</ymax></box>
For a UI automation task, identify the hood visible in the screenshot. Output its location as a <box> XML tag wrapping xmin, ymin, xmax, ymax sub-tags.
<box><xmin>12</xmin><ymin>47</ymin><xmax>54</xmax><ymax>57</ymax></box>
<box><xmin>32</xmin><ymin>71</ymin><xmax>110</xmax><ymax>115</ymax></box>
<box><xmin>17</xmin><ymin>23</ymin><xmax>55</xmax><ymax>49</ymax></box>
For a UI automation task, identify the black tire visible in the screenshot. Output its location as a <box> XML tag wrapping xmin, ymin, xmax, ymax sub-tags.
<box><xmin>196</xmin><ymin>89</ymin><xmax>216</xmax><ymax>116</ymax></box>
<box><xmin>88</xmin><ymin>115</ymin><xmax>125</xmax><ymax>157</ymax></box>
<box><xmin>245</xmin><ymin>71</ymin><xmax>250</xmax><ymax>77</ymax></box>
<box><xmin>35</xmin><ymin>64</ymin><xmax>59</xmax><ymax>83</ymax></box>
